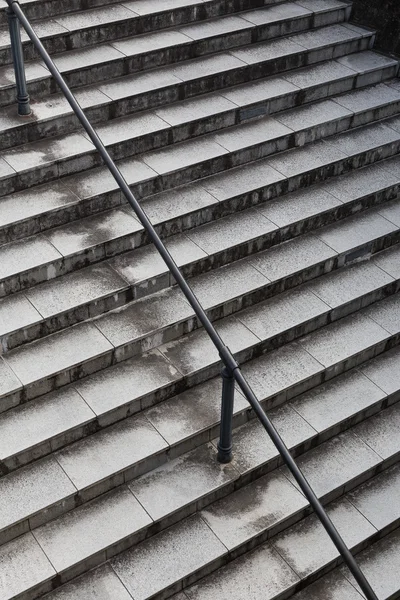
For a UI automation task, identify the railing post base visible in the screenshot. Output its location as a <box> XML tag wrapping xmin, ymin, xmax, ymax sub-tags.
<box><xmin>7</xmin><ymin>5</ymin><xmax>31</xmax><ymax>117</ymax></box>
<box><xmin>217</xmin><ymin>365</ymin><xmax>235</xmax><ymax>464</ymax></box>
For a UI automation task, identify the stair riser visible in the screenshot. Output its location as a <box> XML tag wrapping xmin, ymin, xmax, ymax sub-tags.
<box><xmin>0</xmin><ymin>88</ymin><xmax>390</xmax><ymax>204</ymax></box>
<box><xmin>3</xmin><ymin>180</ymin><xmax>399</xmax><ymax>354</ymax></box>
<box><xmin>0</xmin><ymin>4</ymin><xmax>348</xmax><ymax>66</ymax></box>
<box><xmin>2</xmin><ymin>141</ymin><xmax>399</xmax><ymax>300</ymax></box>
<box><xmin>0</xmin><ymin>32</ymin><xmax>373</xmax><ymax>107</ymax></box>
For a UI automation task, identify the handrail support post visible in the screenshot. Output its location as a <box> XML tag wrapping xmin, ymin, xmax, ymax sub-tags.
<box><xmin>217</xmin><ymin>365</ymin><xmax>235</xmax><ymax>463</ymax></box>
<box><xmin>6</xmin><ymin>4</ymin><xmax>31</xmax><ymax>116</ymax></box>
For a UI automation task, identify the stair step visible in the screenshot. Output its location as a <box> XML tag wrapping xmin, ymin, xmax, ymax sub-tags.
<box><xmin>1</xmin><ymin>399</ymin><xmax>398</xmax><ymax>599</ymax></box>
<box><xmin>0</xmin><ymin>278</ymin><xmax>399</xmax><ymax>548</ymax></box>
<box><xmin>1</xmin><ymin>50</ymin><xmax>396</xmax><ymax>153</ymax></box>
<box><xmin>3</xmin><ymin>58</ymin><xmax>396</xmax><ymax>199</ymax></box>
<box><xmin>1</xmin><ymin>149</ymin><xmax>400</xmax><ymax>352</ymax></box>
<box><xmin>0</xmin><ymin>0</ymin><xmax>351</xmax><ymax>64</ymax></box>
<box><xmin>1</xmin><ymin>116</ymin><xmax>400</xmax><ymax>299</ymax></box>
<box><xmin>1</xmin><ymin>255</ymin><xmax>399</xmax><ymax>470</ymax></box>
<box><xmin>0</xmin><ymin>22</ymin><xmax>374</xmax><ymax>106</ymax></box>
<box><xmin>1</xmin><ymin>199</ymin><xmax>400</xmax><ymax>406</ymax></box>
<box><xmin>0</xmin><ymin>0</ymin><xmax>278</xmax><ymax>29</ymax></box>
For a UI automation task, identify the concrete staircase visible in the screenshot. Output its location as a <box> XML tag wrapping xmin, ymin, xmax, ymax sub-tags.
<box><xmin>0</xmin><ymin>0</ymin><xmax>400</xmax><ymax>598</ymax></box>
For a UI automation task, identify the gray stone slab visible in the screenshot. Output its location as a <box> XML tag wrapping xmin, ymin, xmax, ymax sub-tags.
<box><xmin>0</xmin><ymin>357</ymin><xmax>22</xmax><ymax>402</ymax></box>
<box><xmin>189</xmin><ymin>260</ymin><xmax>268</xmax><ymax>311</ymax></box>
<box><xmin>26</xmin><ymin>263</ymin><xmax>128</xmax><ymax>319</ymax></box>
<box><xmin>0</xmin><ymin>387</ymin><xmax>95</xmax><ymax>463</ymax></box>
<box><xmin>159</xmin><ymin>315</ymin><xmax>259</xmax><ymax>378</ymax></box>
<box><xmin>296</xmin><ymin>0</ymin><xmax>348</xmax><ymax>10</ymax></box>
<box><xmin>336</xmin><ymin>50</ymin><xmax>399</xmax><ymax>74</ymax></box>
<box><xmin>217</xmin><ymin>76</ymin><xmax>298</xmax><ymax>108</ymax></box>
<box><xmin>276</xmin><ymin>98</ymin><xmax>352</xmax><ymax>131</ymax></box>
<box><xmin>348</xmin><ymin>464</ymin><xmax>400</xmax><ymax>530</ymax></box>
<box><xmin>111</xmin><ymin>514</ymin><xmax>227</xmax><ymax>600</ymax></box>
<box><xmin>93</xmin><ymin>110</ymin><xmax>170</xmax><ymax>147</ymax></box>
<box><xmin>283</xmin><ymin>59</ymin><xmax>355</xmax><ymax>89</ymax></box>
<box><xmin>179</xmin><ymin>15</ymin><xmax>252</xmax><ymax>39</ymax></box>
<box><xmin>4</xmin><ymin>322</ymin><xmax>113</xmax><ymax>387</ymax></box>
<box><xmin>327</xmin><ymin>122</ymin><xmax>400</xmax><ymax>156</ymax></box>
<box><xmin>29</xmin><ymin>87</ymin><xmax>110</xmax><ymax>122</ymax></box>
<box><xmin>299</xmin><ymin>313</ymin><xmax>389</xmax><ymax>368</ymax></box>
<box><xmin>259</xmin><ymin>185</ymin><xmax>341</xmax><ymax>228</ymax></box>
<box><xmin>291</xmin><ymin>23</ymin><xmax>361</xmax><ymax>49</ymax></box>
<box><xmin>237</xmin><ymin>286</ymin><xmax>329</xmax><ymax>342</ymax></box>
<box><xmin>34</xmin><ymin>486</ymin><xmax>151</xmax><ymax>574</ymax></box>
<box><xmin>366</xmin><ymin>294</ymin><xmax>400</xmax><ymax>335</ymax></box>
<box><xmin>43</xmin><ymin>564</ymin><xmax>133</xmax><ymax>600</ymax></box>
<box><xmin>0</xmin><ymin>60</ymin><xmax>48</xmax><ymax>88</ymax></box>
<box><xmin>201</xmin><ymin>470</ymin><xmax>308</xmax><ymax>550</ymax></box>
<box><xmin>242</xmin><ymin>342</ymin><xmax>324</xmax><ymax>400</ymax></box>
<box><xmin>353</xmin><ymin>403</ymin><xmax>400</xmax><ymax>460</ymax></box>
<box><xmin>55</xmin><ymin>4</ymin><xmax>137</xmax><ymax>31</ymax></box>
<box><xmin>292</xmin><ymin>369</ymin><xmax>385</xmax><ymax>433</ymax></box>
<box><xmin>140</xmin><ymin>182</ymin><xmax>216</xmax><ymax>226</ymax></box>
<box><xmin>316</xmin><ymin>208</ymin><xmax>397</xmax><ymax>254</ymax></box>
<box><xmin>0</xmin><ymin>457</ymin><xmax>76</xmax><ymax>534</ymax></box>
<box><xmin>0</xmin><ymin>234</ymin><xmax>62</xmax><ymax>281</ymax></box>
<box><xmin>283</xmin><ymin>430</ymin><xmax>381</xmax><ymax>499</ymax></box>
<box><xmin>130</xmin><ymin>443</ymin><xmax>238</xmax><ymax>521</ymax></box>
<box><xmin>269</xmin><ymin>403</ymin><xmax>319</xmax><ymax>449</ymax></box>
<box><xmin>55</xmin><ymin>416</ymin><xmax>168</xmax><ymax>492</ymax></box>
<box><xmin>344</xmin><ymin>528</ymin><xmax>400</xmax><ymax>599</ymax></box>
<box><xmin>211</xmin><ymin>116</ymin><xmax>292</xmax><ymax>152</ymax></box>
<box><xmin>373</xmin><ymin>245</ymin><xmax>400</xmax><ymax>279</ymax></box>
<box><xmin>230</xmin><ymin>37</ymin><xmax>305</xmax><ymax>65</ymax></box>
<box><xmin>48</xmin><ymin>44</ymin><xmax>125</xmax><ymax>73</ymax></box>
<box><xmin>0</xmin><ymin>532</ymin><xmax>55</xmax><ymax>600</ymax></box>
<box><xmin>46</xmin><ymin>207</ymin><xmax>143</xmax><ymax>257</ymax></box>
<box><xmin>226</xmin><ymin>418</ymin><xmax>289</xmax><ymax>477</ymax></box>
<box><xmin>122</xmin><ymin>0</ymin><xmax>201</xmax><ymax>16</ymax></box>
<box><xmin>200</xmin><ymin>159</ymin><xmax>285</xmax><ymax>201</ymax></box>
<box><xmin>272</xmin><ymin>498</ymin><xmax>376</xmax><ymax>578</ymax></box>
<box><xmin>145</xmin><ymin>378</ymin><xmax>248</xmax><ymax>447</ymax></box>
<box><xmin>63</xmin><ymin>160</ymin><xmax>155</xmax><ymax>200</ymax></box>
<box><xmin>185</xmin><ymin>539</ymin><xmax>299</xmax><ymax>600</ymax></box>
<box><xmin>0</xmin><ymin>292</ymin><xmax>42</xmax><ymax>341</ymax></box>
<box><xmin>0</xmin><ymin>156</ymin><xmax>16</xmax><ymax>179</ymax></box>
<box><xmin>359</xmin><ymin>346</ymin><xmax>400</xmax><ymax>396</ymax></box>
<box><xmin>142</xmin><ymin>136</ymin><xmax>227</xmax><ymax>175</ymax></box>
<box><xmin>171</xmin><ymin>52</ymin><xmax>246</xmax><ymax>80</ymax></box>
<box><xmin>113</xmin><ymin>29</ymin><xmax>191</xmax><ymax>57</ymax></box>
<box><xmin>0</xmin><ymin>182</ymin><xmax>80</xmax><ymax>230</ymax></box>
<box><xmin>75</xmin><ymin>349</ymin><xmax>181</xmax><ymax>420</ymax></box>
<box><xmin>97</xmin><ymin>67</ymin><xmax>181</xmax><ymax>101</ymax></box>
<box><xmin>268</xmin><ymin>138</ymin><xmax>347</xmax><ymax>177</ymax></box>
<box><xmin>291</xmin><ymin>569</ymin><xmax>365</xmax><ymax>600</ymax></box>
<box><xmin>186</xmin><ymin>208</ymin><xmax>277</xmax><ymax>256</ymax></box>
<box><xmin>308</xmin><ymin>261</ymin><xmax>394</xmax><ymax>309</ymax></box>
<box><xmin>94</xmin><ymin>287</ymin><xmax>193</xmax><ymax>352</ymax></box>
<box><xmin>377</xmin><ymin>196</ymin><xmax>400</xmax><ymax>226</ymax></box>
<box><xmin>241</xmin><ymin>2</ymin><xmax>311</xmax><ymax>26</ymax></box>
<box><xmin>109</xmin><ymin>233</ymin><xmax>207</xmax><ymax>286</ymax></box>
<box><xmin>2</xmin><ymin>132</ymin><xmax>94</xmax><ymax>173</ymax></box>
<box><xmin>333</xmin><ymin>82</ymin><xmax>400</xmax><ymax>113</ymax></box>
<box><xmin>155</xmin><ymin>93</ymin><xmax>236</xmax><ymax>127</ymax></box>
<box><xmin>322</xmin><ymin>162</ymin><xmax>399</xmax><ymax>202</ymax></box>
<box><xmin>250</xmin><ymin>233</ymin><xmax>337</xmax><ymax>281</ymax></box>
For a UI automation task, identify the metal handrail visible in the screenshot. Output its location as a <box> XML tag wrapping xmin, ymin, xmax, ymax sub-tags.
<box><xmin>5</xmin><ymin>2</ymin><xmax>378</xmax><ymax>598</ymax></box>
